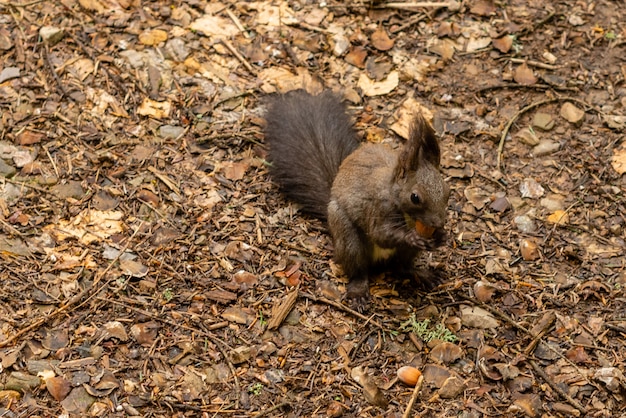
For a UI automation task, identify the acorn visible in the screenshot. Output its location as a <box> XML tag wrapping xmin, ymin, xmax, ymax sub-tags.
<box><xmin>415</xmin><ymin>220</ymin><xmax>436</xmax><ymax>238</ymax></box>
<box><xmin>397</xmin><ymin>366</ymin><xmax>421</xmax><ymax>387</ymax></box>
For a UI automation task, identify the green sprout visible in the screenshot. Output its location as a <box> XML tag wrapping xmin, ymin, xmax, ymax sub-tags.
<box><xmin>162</xmin><ymin>288</ymin><xmax>174</xmax><ymax>302</ymax></box>
<box><xmin>401</xmin><ymin>315</ymin><xmax>457</xmax><ymax>343</ymax></box>
<box><xmin>258</xmin><ymin>310</ymin><xmax>267</xmax><ymax>327</ymax></box>
<box><xmin>248</xmin><ymin>383</ymin><xmax>264</xmax><ymax>395</ymax></box>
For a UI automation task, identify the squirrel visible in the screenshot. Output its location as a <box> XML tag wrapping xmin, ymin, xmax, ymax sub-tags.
<box><xmin>264</xmin><ymin>90</ymin><xmax>449</xmax><ymax>308</ymax></box>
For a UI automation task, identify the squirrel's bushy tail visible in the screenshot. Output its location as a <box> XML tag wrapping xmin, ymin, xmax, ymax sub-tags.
<box><xmin>264</xmin><ymin>90</ymin><xmax>359</xmax><ymax>219</ymax></box>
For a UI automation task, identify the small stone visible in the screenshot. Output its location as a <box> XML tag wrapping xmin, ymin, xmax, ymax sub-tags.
<box><xmin>542</xmin><ymin>51</ymin><xmax>558</xmax><ymax>65</ymax></box>
<box><xmin>514</xmin><ymin>215</ymin><xmax>536</xmax><ymax>233</ymax></box>
<box><xmin>560</xmin><ymin>102</ymin><xmax>585</xmax><ymax>125</ymax></box>
<box><xmin>515</xmin><ymin>127</ymin><xmax>539</xmax><ymax>146</ymax></box>
<box><xmin>0</xmin><ymin>159</ymin><xmax>16</xmax><ymax>178</ymax></box>
<box><xmin>39</xmin><ymin>26</ymin><xmax>65</xmax><ymax>45</ymax></box>
<box><xmin>532</xmin><ymin>139</ymin><xmax>560</xmax><ymax>156</ymax></box>
<box><xmin>332</xmin><ymin>33</ymin><xmax>350</xmax><ymax>56</ymax></box>
<box><xmin>520</xmin><ymin>178</ymin><xmax>545</xmax><ymax>199</ymax></box>
<box><xmin>164</xmin><ymin>37</ymin><xmax>189</xmax><ymax>62</ymax></box>
<box><xmin>532</xmin><ymin>113</ymin><xmax>555</xmax><ymax>131</ymax></box>
<box><xmin>159</xmin><ymin>125</ymin><xmax>185</xmax><ymax>139</ymax></box>
<box><xmin>540</xmin><ymin>195</ymin><xmax>565</xmax><ymax>211</ymax></box>
<box><xmin>51</xmin><ymin>181</ymin><xmax>85</xmax><ymax>200</ymax></box>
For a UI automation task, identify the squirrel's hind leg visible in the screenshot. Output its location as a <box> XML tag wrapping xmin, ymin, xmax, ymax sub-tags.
<box><xmin>328</xmin><ymin>200</ymin><xmax>372</xmax><ymax>311</ymax></box>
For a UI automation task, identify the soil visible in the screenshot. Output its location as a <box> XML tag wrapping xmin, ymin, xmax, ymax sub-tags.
<box><xmin>0</xmin><ymin>0</ymin><xmax>625</xmax><ymax>417</ymax></box>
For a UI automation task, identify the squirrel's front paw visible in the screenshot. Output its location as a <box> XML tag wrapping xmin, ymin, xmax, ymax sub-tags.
<box><xmin>407</xmin><ymin>231</ymin><xmax>435</xmax><ymax>250</ymax></box>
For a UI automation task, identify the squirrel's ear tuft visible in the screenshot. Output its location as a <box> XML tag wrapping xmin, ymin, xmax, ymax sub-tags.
<box><xmin>394</xmin><ymin>113</ymin><xmax>440</xmax><ymax>180</ymax></box>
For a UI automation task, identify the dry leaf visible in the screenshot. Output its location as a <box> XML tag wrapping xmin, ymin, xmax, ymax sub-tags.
<box><xmin>492</xmin><ymin>36</ymin><xmax>513</xmax><ymax>53</ymax></box>
<box><xmin>189</xmin><ymin>15</ymin><xmax>239</xmax><ymax>38</ymax></box>
<box><xmin>547</xmin><ymin>210</ymin><xmax>569</xmax><ymax>225</ymax></box>
<box><xmin>137</xmin><ymin>97</ymin><xmax>171</xmax><ymax>119</ymax></box>
<box><xmin>611</xmin><ymin>142</ymin><xmax>626</xmax><ymax>174</ymax></box>
<box><xmin>470</xmin><ymin>0</ymin><xmax>496</xmax><ymax>16</ymax></box>
<box><xmin>357</xmin><ymin>71</ymin><xmax>398</xmax><ymax>96</ymax></box>
<box><xmin>513</xmin><ymin>63</ymin><xmax>537</xmax><ymax>85</ymax></box>
<box><xmin>389</xmin><ymin>97</ymin><xmax>434</xmax><ymax>139</ymax></box>
<box><xmin>138</xmin><ymin>29</ymin><xmax>167</xmax><ymax>46</ymax></box>
<box><xmin>345</xmin><ymin>46</ymin><xmax>367</xmax><ymax>68</ymax></box>
<box><xmin>371</xmin><ymin>27</ymin><xmax>394</xmax><ymax>51</ymax></box>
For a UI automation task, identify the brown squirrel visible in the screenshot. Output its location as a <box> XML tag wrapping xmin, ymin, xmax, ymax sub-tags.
<box><xmin>264</xmin><ymin>90</ymin><xmax>449</xmax><ymax>308</ymax></box>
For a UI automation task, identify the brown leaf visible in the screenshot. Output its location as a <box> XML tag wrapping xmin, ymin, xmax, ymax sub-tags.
<box><xmin>345</xmin><ymin>46</ymin><xmax>368</xmax><ymax>68</ymax></box>
<box><xmin>222</xmin><ymin>161</ymin><xmax>249</xmax><ymax>181</ymax></box>
<box><xmin>513</xmin><ymin>63</ymin><xmax>537</xmax><ymax>85</ymax></box>
<box><xmin>470</xmin><ymin>0</ymin><xmax>496</xmax><ymax>16</ymax></box>
<box><xmin>130</xmin><ymin>322</ymin><xmax>160</xmax><ymax>345</ymax></box>
<box><xmin>45</xmin><ymin>376</ymin><xmax>71</xmax><ymax>402</ymax></box>
<box><xmin>371</xmin><ymin>26</ymin><xmax>394</xmax><ymax>51</ymax></box>
<box><xmin>565</xmin><ymin>346</ymin><xmax>590</xmax><ymax>364</ymax></box>
<box><xmin>205</xmin><ymin>289</ymin><xmax>238</xmax><ymax>304</ymax></box>
<box><xmin>492</xmin><ymin>36</ymin><xmax>513</xmax><ymax>53</ymax></box>
<box><xmin>430</xmin><ymin>342</ymin><xmax>463</xmax><ymax>364</ymax></box>
<box><xmin>18</xmin><ymin>130</ymin><xmax>44</xmax><ymax>145</ymax></box>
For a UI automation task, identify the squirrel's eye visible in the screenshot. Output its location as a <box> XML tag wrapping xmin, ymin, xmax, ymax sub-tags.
<box><xmin>410</xmin><ymin>193</ymin><xmax>421</xmax><ymax>205</ymax></box>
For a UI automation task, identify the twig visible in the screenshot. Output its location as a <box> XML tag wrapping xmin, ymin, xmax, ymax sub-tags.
<box><xmin>0</xmin><ymin>223</ymin><xmax>142</xmax><ymax>348</ymax></box>
<box><xmin>380</xmin><ymin>2</ymin><xmax>457</xmax><ymax>10</ymax></box>
<box><xmin>476</xmin><ymin>82</ymin><xmax>579</xmax><ymax>93</ymax></box>
<box><xmin>402</xmin><ymin>374</ymin><xmax>424</xmax><ymax>418</ymax></box>
<box><xmin>43</xmin><ymin>45</ymin><xmax>71</xmax><ymax>99</ymax></box>
<box><xmin>508</xmin><ymin>58</ymin><xmax>560</xmax><ymax>71</ymax></box>
<box><xmin>220</xmin><ymin>38</ymin><xmax>256</xmax><ymax>75</ymax></box>
<box><xmin>391</xmin><ymin>13</ymin><xmax>427</xmax><ymax>34</ymax></box>
<box><xmin>301</xmin><ymin>292</ymin><xmax>386</xmax><ymax>330</ymax></box>
<box><xmin>497</xmin><ymin>97</ymin><xmax>603</xmax><ymax>170</ymax></box>
<box><xmin>104</xmin><ymin>297</ymin><xmax>242</xmax><ymax>410</ymax></box>
<box><xmin>225</xmin><ymin>9</ymin><xmax>249</xmax><ymax>38</ymax></box>
<box><xmin>528</xmin><ymin>360</ymin><xmax>587</xmax><ymax>414</ymax></box>
<box><xmin>1</xmin><ymin>0</ymin><xmax>47</xmax><ymax>7</ymax></box>
<box><xmin>251</xmin><ymin>401</ymin><xmax>291</xmax><ymax>417</ymax></box>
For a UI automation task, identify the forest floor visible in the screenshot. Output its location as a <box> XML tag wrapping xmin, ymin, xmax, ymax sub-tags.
<box><xmin>0</xmin><ymin>0</ymin><xmax>625</xmax><ymax>417</ymax></box>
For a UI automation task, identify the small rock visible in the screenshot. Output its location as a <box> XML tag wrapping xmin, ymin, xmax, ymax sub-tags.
<box><xmin>542</xmin><ymin>51</ymin><xmax>558</xmax><ymax>65</ymax></box>
<box><xmin>514</xmin><ymin>215</ymin><xmax>536</xmax><ymax>233</ymax></box>
<box><xmin>540</xmin><ymin>195</ymin><xmax>565</xmax><ymax>211</ymax></box>
<box><xmin>51</xmin><ymin>181</ymin><xmax>85</xmax><ymax>200</ymax></box>
<box><xmin>532</xmin><ymin>139</ymin><xmax>560</xmax><ymax>156</ymax></box>
<box><xmin>159</xmin><ymin>125</ymin><xmax>185</xmax><ymax>139</ymax></box>
<box><xmin>532</xmin><ymin>113</ymin><xmax>555</xmax><ymax>131</ymax></box>
<box><xmin>515</xmin><ymin>127</ymin><xmax>539</xmax><ymax>146</ymax></box>
<box><xmin>332</xmin><ymin>33</ymin><xmax>350</xmax><ymax>57</ymax></box>
<box><xmin>0</xmin><ymin>159</ymin><xmax>16</xmax><ymax>178</ymax></box>
<box><xmin>520</xmin><ymin>178</ymin><xmax>545</xmax><ymax>199</ymax></box>
<box><xmin>560</xmin><ymin>102</ymin><xmax>585</xmax><ymax>125</ymax></box>
<box><xmin>164</xmin><ymin>37</ymin><xmax>189</xmax><ymax>62</ymax></box>
<box><xmin>39</xmin><ymin>26</ymin><xmax>65</xmax><ymax>45</ymax></box>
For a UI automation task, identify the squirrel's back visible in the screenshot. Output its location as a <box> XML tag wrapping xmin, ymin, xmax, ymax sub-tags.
<box><xmin>264</xmin><ymin>90</ymin><xmax>359</xmax><ymax>219</ymax></box>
